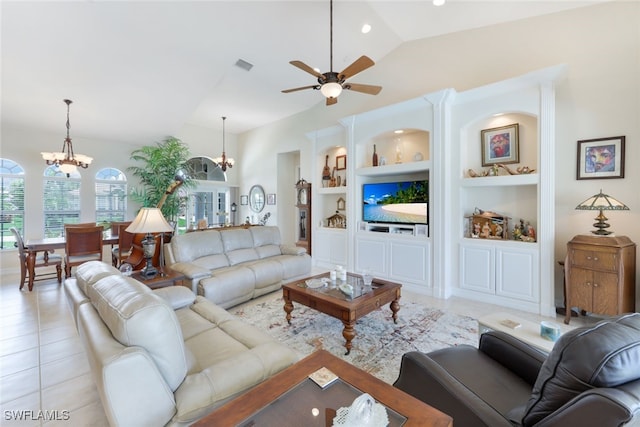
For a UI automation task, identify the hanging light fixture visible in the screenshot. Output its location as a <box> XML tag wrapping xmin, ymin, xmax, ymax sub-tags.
<box><xmin>41</xmin><ymin>99</ymin><xmax>93</xmax><ymax>177</ymax></box>
<box><xmin>213</xmin><ymin>116</ymin><xmax>234</xmax><ymax>172</ymax></box>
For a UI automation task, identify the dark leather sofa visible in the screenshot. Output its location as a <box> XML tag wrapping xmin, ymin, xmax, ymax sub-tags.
<box><xmin>394</xmin><ymin>313</ymin><xmax>640</xmax><ymax>427</ymax></box>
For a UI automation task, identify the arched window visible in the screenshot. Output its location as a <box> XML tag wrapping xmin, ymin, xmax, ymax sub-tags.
<box><xmin>95</xmin><ymin>168</ymin><xmax>127</xmax><ymax>223</ymax></box>
<box><xmin>43</xmin><ymin>165</ymin><xmax>81</xmax><ymax>238</ymax></box>
<box><xmin>0</xmin><ymin>158</ymin><xmax>25</xmax><ymax>249</ymax></box>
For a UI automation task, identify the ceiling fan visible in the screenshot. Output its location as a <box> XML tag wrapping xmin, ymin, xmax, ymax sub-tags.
<box><xmin>282</xmin><ymin>0</ymin><xmax>382</xmax><ymax>106</ymax></box>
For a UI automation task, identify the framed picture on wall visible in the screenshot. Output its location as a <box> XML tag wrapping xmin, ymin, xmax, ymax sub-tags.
<box><xmin>576</xmin><ymin>136</ymin><xmax>625</xmax><ymax>180</ymax></box>
<box><xmin>267</xmin><ymin>193</ymin><xmax>276</xmax><ymax>205</ymax></box>
<box><xmin>336</xmin><ymin>155</ymin><xmax>347</xmax><ymax>170</ymax></box>
<box><xmin>481</xmin><ymin>123</ymin><xmax>520</xmax><ymax>166</ymax></box>
<box><xmin>240</xmin><ymin>195</ymin><xmax>248</xmax><ymax>205</ymax></box>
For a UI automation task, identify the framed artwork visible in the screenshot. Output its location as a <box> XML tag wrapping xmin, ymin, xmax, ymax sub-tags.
<box><xmin>576</xmin><ymin>136</ymin><xmax>625</xmax><ymax>180</ymax></box>
<box><xmin>240</xmin><ymin>195</ymin><xmax>248</xmax><ymax>205</ymax></box>
<box><xmin>336</xmin><ymin>154</ymin><xmax>347</xmax><ymax>170</ymax></box>
<box><xmin>481</xmin><ymin>123</ymin><xmax>520</xmax><ymax>166</ymax></box>
<box><xmin>267</xmin><ymin>193</ymin><xmax>276</xmax><ymax>205</ymax></box>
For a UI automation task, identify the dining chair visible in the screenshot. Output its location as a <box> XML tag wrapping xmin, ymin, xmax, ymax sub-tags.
<box><xmin>64</xmin><ymin>225</ymin><xmax>104</xmax><ymax>278</ymax></box>
<box><xmin>11</xmin><ymin>227</ymin><xmax>62</xmax><ymax>290</ymax></box>
<box><xmin>110</xmin><ymin>221</ymin><xmax>133</xmax><ymax>267</ymax></box>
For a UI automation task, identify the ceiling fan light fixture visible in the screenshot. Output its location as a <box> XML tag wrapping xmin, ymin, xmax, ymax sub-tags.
<box><xmin>321</xmin><ymin>82</ymin><xmax>343</xmax><ymax>98</ymax></box>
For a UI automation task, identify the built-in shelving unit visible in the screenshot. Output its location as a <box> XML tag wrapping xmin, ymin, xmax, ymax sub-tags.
<box><xmin>304</xmin><ymin>65</ymin><xmax>564</xmax><ymax>315</ymax></box>
<box><xmin>450</xmin><ymin>65</ymin><xmax>565</xmax><ymax>316</ymax></box>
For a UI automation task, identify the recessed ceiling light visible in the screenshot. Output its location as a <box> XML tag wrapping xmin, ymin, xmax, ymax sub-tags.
<box><xmin>433</xmin><ymin>0</ymin><xmax>445</xmax><ymax>6</ymax></box>
<box><xmin>361</xmin><ymin>24</ymin><xmax>371</xmax><ymax>34</ymax></box>
<box><xmin>394</xmin><ymin>129</ymin><xmax>404</xmax><ymax>134</ymax></box>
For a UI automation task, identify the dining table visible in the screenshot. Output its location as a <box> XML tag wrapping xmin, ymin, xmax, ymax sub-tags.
<box><xmin>25</xmin><ymin>233</ymin><xmax>118</xmax><ymax>291</ymax></box>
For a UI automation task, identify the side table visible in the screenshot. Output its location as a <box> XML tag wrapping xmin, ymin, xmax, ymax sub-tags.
<box><xmin>131</xmin><ymin>267</ymin><xmax>186</xmax><ymax>290</ymax></box>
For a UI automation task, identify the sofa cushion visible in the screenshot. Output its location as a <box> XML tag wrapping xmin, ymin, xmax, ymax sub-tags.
<box><xmin>226</xmin><ymin>248</ymin><xmax>259</xmax><ymax>265</ymax></box>
<box><xmin>171</xmin><ymin>230</ymin><xmax>224</xmax><ymax>264</ymax></box>
<box><xmin>220</xmin><ymin>228</ymin><xmax>254</xmax><ymax>252</ymax></box>
<box><xmin>246</xmin><ymin>259</ymin><xmax>284</xmax><ymax>289</ymax></box>
<box><xmin>87</xmin><ymin>274</ymin><xmax>188</xmax><ymax>392</ymax></box>
<box><xmin>250</xmin><ymin>226</ymin><xmax>281</xmax><ymax>247</ymax></box>
<box><xmin>522</xmin><ymin>313</ymin><xmax>640</xmax><ymax>426</ymax></box>
<box><xmin>255</xmin><ymin>244</ymin><xmax>282</xmax><ymax>259</ymax></box>
<box><xmin>198</xmin><ymin>267</ymin><xmax>255</xmax><ymax>309</ymax></box>
<box><xmin>271</xmin><ymin>254</ymin><xmax>312</xmax><ymax>279</ymax></box>
<box><xmin>75</xmin><ymin>261</ymin><xmax>120</xmax><ymax>294</ymax></box>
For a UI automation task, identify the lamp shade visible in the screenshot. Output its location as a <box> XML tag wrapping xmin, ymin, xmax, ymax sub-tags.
<box><xmin>126</xmin><ymin>208</ymin><xmax>174</xmax><ymax>234</ymax></box>
<box><xmin>575</xmin><ymin>190</ymin><xmax>629</xmax><ymax>236</ymax></box>
<box><xmin>575</xmin><ymin>190</ymin><xmax>629</xmax><ymax>211</ymax></box>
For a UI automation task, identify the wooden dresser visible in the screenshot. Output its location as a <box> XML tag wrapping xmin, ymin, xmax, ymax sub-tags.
<box><xmin>564</xmin><ymin>235</ymin><xmax>636</xmax><ymax>324</ymax></box>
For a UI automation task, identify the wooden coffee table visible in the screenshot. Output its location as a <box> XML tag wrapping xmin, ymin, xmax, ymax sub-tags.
<box><xmin>193</xmin><ymin>349</ymin><xmax>452</xmax><ymax>427</ymax></box>
<box><xmin>282</xmin><ymin>273</ymin><xmax>402</xmax><ymax>355</ymax></box>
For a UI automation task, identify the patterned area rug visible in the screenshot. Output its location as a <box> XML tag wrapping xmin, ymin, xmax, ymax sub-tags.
<box><xmin>231</xmin><ymin>294</ymin><xmax>478</xmax><ymax>384</ymax></box>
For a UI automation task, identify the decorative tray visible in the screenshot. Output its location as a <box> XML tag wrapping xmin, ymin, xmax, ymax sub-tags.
<box><xmin>305</xmin><ymin>278</ymin><xmax>330</xmax><ymax>289</ymax></box>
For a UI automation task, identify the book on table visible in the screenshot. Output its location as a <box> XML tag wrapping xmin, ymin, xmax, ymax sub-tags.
<box><xmin>309</xmin><ymin>367</ymin><xmax>339</xmax><ymax>388</ymax></box>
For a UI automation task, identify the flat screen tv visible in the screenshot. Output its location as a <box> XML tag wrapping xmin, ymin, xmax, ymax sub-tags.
<box><xmin>362</xmin><ymin>180</ymin><xmax>428</xmax><ymax>225</ymax></box>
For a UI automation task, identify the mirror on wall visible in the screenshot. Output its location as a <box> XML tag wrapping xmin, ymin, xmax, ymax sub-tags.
<box><xmin>249</xmin><ymin>185</ymin><xmax>265</xmax><ymax>213</ymax></box>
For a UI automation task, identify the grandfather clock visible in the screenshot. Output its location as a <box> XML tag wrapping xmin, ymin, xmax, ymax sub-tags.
<box><xmin>295</xmin><ymin>180</ymin><xmax>311</xmax><ymax>255</ymax></box>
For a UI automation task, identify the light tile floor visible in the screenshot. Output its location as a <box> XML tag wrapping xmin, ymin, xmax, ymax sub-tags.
<box><xmin>0</xmin><ymin>269</ymin><xmax>592</xmax><ymax>426</ymax></box>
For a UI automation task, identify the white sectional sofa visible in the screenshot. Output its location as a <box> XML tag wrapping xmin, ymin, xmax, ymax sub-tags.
<box><xmin>165</xmin><ymin>226</ymin><xmax>311</xmax><ymax>308</ymax></box>
<box><xmin>64</xmin><ymin>261</ymin><xmax>300</xmax><ymax>427</ymax></box>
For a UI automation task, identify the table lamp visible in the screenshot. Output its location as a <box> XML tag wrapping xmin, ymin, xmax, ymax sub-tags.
<box><xmin>126</xmin><ymin>208</ymin><xmax>173</xmax><ymax>278</ymax></box>
<box><xmin>575</xmin><ymin>189</ymin><xmax>629</xmax><ymax>236</ymax></box>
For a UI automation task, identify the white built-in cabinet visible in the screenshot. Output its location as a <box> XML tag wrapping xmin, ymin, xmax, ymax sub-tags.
<box><xmin>307</xmin><ymin>126</ymin><xmax>349</xmax><ymax>269</ymax></box>
<box><xmin>306</xmin><ymin>65</ymin><xmax>564</xmax><ymax>315</ymax></box>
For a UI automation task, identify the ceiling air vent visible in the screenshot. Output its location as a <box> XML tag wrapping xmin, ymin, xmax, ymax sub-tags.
<box><xmin>235</xmin><ymin>59</ymin><xmax>253</xmax><ymax>72</ymax></box>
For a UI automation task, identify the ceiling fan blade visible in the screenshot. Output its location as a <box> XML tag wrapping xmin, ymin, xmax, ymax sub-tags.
<box><xmin>343</xmin><ymin>82</ymin><xmax>382</xmax><ymax>95</ymax></box>
<box><xmin>326</xmin><ymin>97</ymin><xmax>338</xmax><ymax>106</ymax></box>
<box><xmin>281</xmin><ymin>85</ymin><xmax>319</xmax><ymax>94</ymax></box>
<box><xmin>289</xmin><ymin>61</ymin><xmax>324</xmax><ymax>79</ymax></box>
<box><xmin>339</xmin><ymin>56</ymin><xmax>375</xmax><ymax>80</ymax></box>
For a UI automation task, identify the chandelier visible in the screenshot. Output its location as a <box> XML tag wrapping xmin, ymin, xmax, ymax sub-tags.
<box><xmin>213</xmin><ymin>116</ymin><xmax>234</xmax><ymax>172</ymax></box>
<box><xmin>41</xmin><ymin>99</ymin><xmax>93</xmax><ymax>177</ymax></box>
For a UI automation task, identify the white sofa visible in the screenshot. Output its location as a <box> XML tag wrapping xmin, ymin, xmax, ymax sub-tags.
<box><xmin>165</xmin><ymin>226</ymin><xmax>311</xmax><ymax>308</ymax></box>
<box><xmin>64</xmin><ymin>261</ymin><xmax>300</xmax><ymax>427</ymax></box>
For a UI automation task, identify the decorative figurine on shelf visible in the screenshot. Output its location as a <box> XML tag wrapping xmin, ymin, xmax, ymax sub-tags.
<box><xmin>512</xmin><ymin>219</ymin><xmax>536</xmax><ymax>242</ymax></box>
<box><xmin>329</xmin><ymin>167</ymin><xmax>337</xmax><ymax>187</ymax></box>
<box><xmin>472</xmin><ymin>222</ymin><xmax>481</xmax><ymax>238</ymax></box>
<box><xmin>322</xmin><ymin>155</ymin><xmax>331</xmax><ymax>187</ymax></box>
<box><xmin>481</xmin><ymin>223</ymin><xmax>491</xmax><ymax>238</ymax></box>
<box><xmin>526</xmin><ymin>222</ymin><xmax>536</xmax><ymax>241</ymax></box>
<box><xmin>466</xmin><ymin>207</ymin><xmax>510</xmax><ymax>239</ymax></box>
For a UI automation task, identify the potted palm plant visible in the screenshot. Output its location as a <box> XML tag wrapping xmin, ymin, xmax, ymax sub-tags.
<box><xmin>128</xmin><ymin>137</ymin><xmax>193</xmax><ymax>223</ymax></box>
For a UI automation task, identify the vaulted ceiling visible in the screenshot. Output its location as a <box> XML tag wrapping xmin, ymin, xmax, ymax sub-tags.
<box><xmin>1</xmin><ymin>1</ymin><xmax>604</xmax><ymax>142</ymax></box>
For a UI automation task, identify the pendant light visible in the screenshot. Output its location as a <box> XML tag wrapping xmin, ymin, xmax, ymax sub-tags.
<box><xmin>213</xmin><ymin>116</ymin><xmax>234</xmax><ymax>172</ymax></box>
<box><xmin>41</xmin><ymin>99</ymin><xmax>93</xmax><ymax>177</ymax></box>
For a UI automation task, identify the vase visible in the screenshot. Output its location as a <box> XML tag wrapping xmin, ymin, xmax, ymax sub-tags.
<box><xmin>372</xmin><ymin>144</ymin><xmax>378</xmax><ymax>167</ymax></box>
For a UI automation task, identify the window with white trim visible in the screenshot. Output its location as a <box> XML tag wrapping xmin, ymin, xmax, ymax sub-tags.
<box><xmin>95</xmin><ymin>168</ymin><xmax>127</xmax><ymax>223</ymax></box>
<box><xmin>0</xmin><ymin>158</ymin><xmax>25</xmax><ymax>249</ymax></box>
<box><xmin>43</xmin><ymin>165</ymin><xmax>81</xmax><ymax>237</ymax></box>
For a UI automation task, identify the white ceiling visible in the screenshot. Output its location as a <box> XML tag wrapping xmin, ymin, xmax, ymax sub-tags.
<box><xmin>1</xmin><ymin>1</ymin><xmax>604</xmax><ymax>142</ymax></box>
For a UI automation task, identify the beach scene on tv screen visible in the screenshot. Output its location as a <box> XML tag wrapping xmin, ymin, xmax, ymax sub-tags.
<box><xmin>363</xmin><ymin>181</ymin><xmax>428</xmax><ymax>224</ymax></box>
